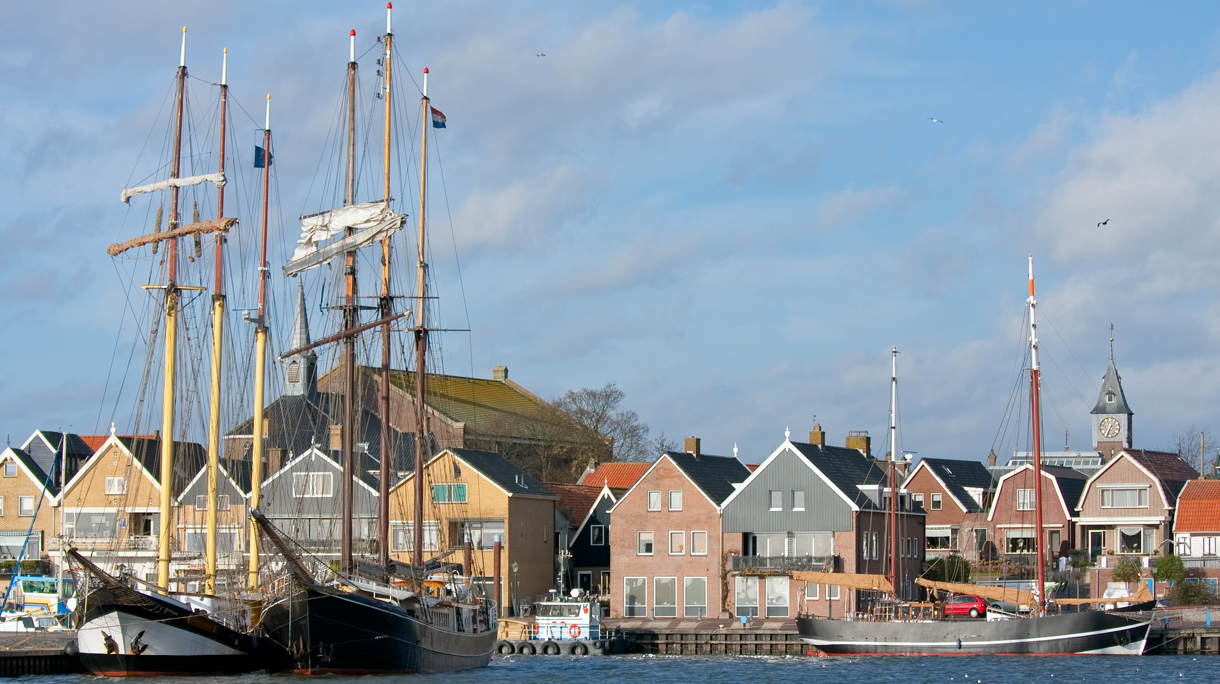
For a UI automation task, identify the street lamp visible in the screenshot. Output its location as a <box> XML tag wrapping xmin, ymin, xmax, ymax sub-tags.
<box><xmin>511</xmin><ymin>561</ymin><xmax>519</xmax><ymax>616</ymax></box>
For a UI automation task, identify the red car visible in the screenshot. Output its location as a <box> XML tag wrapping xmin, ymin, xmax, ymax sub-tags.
<box><xmin>944</xmin><ymin>595</ymin><xmax>989</xmax><ymax>618</ymax></box>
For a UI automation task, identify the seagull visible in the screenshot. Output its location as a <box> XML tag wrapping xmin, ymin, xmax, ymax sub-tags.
<box><xmin>537</xmin><ymin>53</ymin><xmax>546</xmax><ymax>57</ymax></box>
<box><xmin>1097</xmin><ymin>219</ymin><xmax>1111</xmax><ymax>227</ymax></box>
<box><xmin>928</xmin><ymin>117</ymin><xmax>944</xmax><ymax>123</ymax></box>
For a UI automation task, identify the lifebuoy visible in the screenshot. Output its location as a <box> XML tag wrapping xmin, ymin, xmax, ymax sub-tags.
<box><xmin>569</xmin><ymin>624</ymin><xmax>580</xmax><ymax>638</ymax></box>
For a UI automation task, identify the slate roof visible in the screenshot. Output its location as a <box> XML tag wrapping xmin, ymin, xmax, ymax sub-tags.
<box><xmin>4</xmin><ymin>448</ymin><xmax>54</xmax><ymax>494</ymax></box>
<box><xmin>788</xmin><ymin>441</ymin><xmax>891</xmax><ymax>510</ymax></box>
<box><xmin>116</xmin><ymin>437</ymin><xmax>208</xmax><ymax>497</ymax></box>
<box><xmin>22</xmin><ymin>431</ymin><xmax>97</xmax><ymax>487</ymax></box>
<box><xmin>1092</xmin><ymin>360</ymin><xmax>1133</xmax><ymax>415</ymax></box>
<box><xmin>447</xmin><ymin>448</ymin><xmax>557</xmax><ymax>499</ymax></box>
<box><xmin>1174</xmin><ymin>480</ymin><xmax>1220</xmax><ymax>533</ymax></box>
<box><xmin>547</xmin><ymin>482</ymin><xmax>601</xmax><ymax>524</ymax></box>
<box><xmin>662</xmin><ymin>451</ymin><xmax>751</xmax><ymax>506</ymax></box>
<box><xmin>917</xmin><ymin>458</ymin><xmax>995</xmax><ymax>513</ymax></box>
<box><xmin>1123</xmin><ymin>449</ymin><xmax>1198</xmax><ymax>509</ymax></box>
<box><xmin>1042</xmin><ymin>465</ymin><xmax>1089</xmax><ymax>515</ymax></box>
<box><xmin>581</xmin><ymin>462</ymin><xmax>650</xmax><ymax>490</ymax></box>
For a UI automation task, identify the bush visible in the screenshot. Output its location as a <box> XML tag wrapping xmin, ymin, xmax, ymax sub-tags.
<box><xmin>1153</xmin><ymin>554</ymin><xmax>1186</xmax><ymax>585</ymax></box>
<box><xmin>924</xmin><ymin>554</ymin><xmax>971</xmax><ymax>584</ymax></box>
<box><xmin>1111</xmin><ymin>558</ymin><xmax>1142</xmax><ymax>585</ymax></box>
<box><xmin>1168</xmin><ymin>580</ymin><xmax>1218</xmax><ymax>606</ymax></box>
<box><xmin>0</xmin><ymin>560</ymin><xmax>48</xmax><ymax>575</ymax></box>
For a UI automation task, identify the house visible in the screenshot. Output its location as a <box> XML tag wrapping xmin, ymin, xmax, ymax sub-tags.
<box><xmin>580</xmin><ymin>462</ymin><xmax>650</xmax><ymax>496</ymax></box>
<box><xmin>1172</xmin><ymin>480</ymin><xmax>1220</xmax><ymax>584</ymax></box>
<box><xmin>1076</xmin><ymin>449</ymin><xmax>1196</xmax><ymax>565</ymax></box>
<box><xmin>0</xmin><ymin>447</ymin><xmax>60</xmax><ymax>563</ymax></box>
<box><xmin>608</xmin><ymin>437</ymin><xmax>750</xmax><ymax>619</ymax></box>
<box><xmin>550</xmin><ymin>482</ymin><xmax>615</xmax><ymax>594</ymax></box>
<box><xmin>988</xmin><ymin>464</ymin><xmax>1086</xmax><ymax>563</ymax></box>
<box><xmin>721</xmin><ymin>429</ymin><xmax>925</xmax><ymax>620</ymax></box>
<box><xmin>546</xmin><ymin>482</ymin><xmax>606</xmax><ymax>593</ymax></box>
<box><xmin>174</xmin><ymin>460</ymin><xmax>251</xmax><ymax>590</ymax></box>
<box><xmin>21</xmin><ymin>430</ymin><xmax>97</xmax><ymax>490</ymax></box>
<box><xmin>387</xmin><ymin>448</ymin><xmax>557</xmax><ymax>616</ymax></box>
<box><xmin>902</xmin><ymin>457</ymin><xmax>995</xmax><ymax>561</ymax></box>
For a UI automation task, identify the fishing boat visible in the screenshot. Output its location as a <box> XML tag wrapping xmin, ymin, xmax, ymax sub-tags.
<box><xmin>253</xmin><ymin>6</ymin><xmax>497</xmax><ymax>673</ymax></box>
<box><xmin>796</xmin><ymin>256</ymin><xmax>1154</xmax><ymax>655</ymax></box>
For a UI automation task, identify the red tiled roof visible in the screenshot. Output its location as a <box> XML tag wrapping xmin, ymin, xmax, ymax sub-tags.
<box><xmin>79</xmin><ymin>434</ymin><xmax>155</xmax><ymax>453</ymax></box>
<box><xmin>545</xmin><ymin>482</ymin><xmax>601</xmax><ymax>520</ymax></box>
<box><xmin>747</xmin><ymin>464</ymin><xmax>760</xmax><ymax>472</ymax></box>
<box><xmin>581</xmin><ymin>462</ymin><xmax>650</xmax><ymax>490</ymax></box>
<box><xmin>1174</xmin><ymin>480</ymin><xmax>1220</xmax><ymax>533</ymax></box>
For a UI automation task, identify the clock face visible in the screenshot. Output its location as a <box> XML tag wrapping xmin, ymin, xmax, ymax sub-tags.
<box><xmin>1099</xmin><ymin>417</ymin><xmax>1121</xmax><ymax>439</ymax></box>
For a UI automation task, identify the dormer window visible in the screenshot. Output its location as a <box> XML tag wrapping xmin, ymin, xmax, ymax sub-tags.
<box><xmin>1106</xmin><ymin>391</ymin><xmax>1115</xmax><ymax>403</ymax></box>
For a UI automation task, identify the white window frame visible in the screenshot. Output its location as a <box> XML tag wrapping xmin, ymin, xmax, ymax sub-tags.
<box><xmin>669</xmin><ymin>531</ymin><xmax>685</xmax><ymax>555</ymax></box>
<box><xmin>637</xmin><ymin>531</ymin><xmax>654</xmax><ymax>555</ymax></box>
<box><xmin>195</xmin><ymin>495</ymin><xmax>207</xmax><ymax>510</ymax></box>
<box><xmin>2</xmin><ymin>463</ymin><xmax>15</xmax><ymax>478</ymax></box>
<box><xmin>793</xmin><ymin>490</ymin><xmax>805</xmax><ymax>511</ymax></box>
<box><xmin>1016</xmin><ymin>488</ymin><xmax>1035</xmax><ymax>511</ymax></box>
<box><xmin>871</xmin><ymin>531</ymin><xmax>879</xmax><ymax>560</ymax></box>
<box><xmin>1177</xmin><ymin>534</ymin><xmax>1191</xmax><ymax>556</ymax></box>
<box><xmin>18</xmin><ymin>496</ymin><xmax>35</xmax><ymax>517</ymax></box>
<box><xmin>913</xmin><ymin>493</ymin><xmax>924</xmax><ymax>509</ymax></box>
<box><xmin>0</xmin><ymin>496</ymin><xmax>4</xmax><ymax>516</ymax></box>
<box><xmin>769</xmin><ymin>490</ymin><xmax>783</xmax><ymax>511</ymax></box>
<box><xmin>806</xmin><ymin>581</ymin><xmax>819</xmax><ymax>600</ymax></box>
<box><xmin>1205</xmin><ymin>537</ymin><xmax>1219</xmax><ymax>556</ymax></box>
<box><xmin>590</xmin><ymin>524</ymin><xmax>605</xmax><ymax>546</ymax></box>
<box><xmin>1100</xmin><ymin>487</ymin><xmax>1149</xmax><ymax>509</ymax></box>
<box><xmin>624</xmin><ymin>577</ymin><xmax>647</xmax><ymax>617</ymax></box>
<box><xmin>647</xmin><ymin>490</ymin><xmax>662</xmax><ymax>511</ymax></box>
<box><xmin>827</xmin><ymin>583</ymin><xmax>840</xmax><ymax>600</ymax></box>
<box><xmin>691</xmin><ymin>530</ymin><xmax>708</xmax><ymax>556</ymax></box>
<box><xmin>931</xmin><ymin>492</ymin><xmax>942</xmax><ymax>510</ymax></box>
<box><xmin>669</xmin><ymin>490</ymin><xmax>683</xmax><ymax>511</ymax></box>
<box><xmin>653</xmin><ymin>576</ymin><xmax>678</xmax><ymax>618</ymax></box>
<box><xmin>217</xmin><ymin>494</ymin><xmax>230</xmax><ymax>511</ymax></box>
<box><xmin>292</xmin><ymin>472</ymin><xmax>333</xmax><ymax>498</ymax></box>
<box><xmin>684</xmin><ymin>576</ymin><xmax>708</xmax><ymax>618</ymax></box>
<box><xmin>105</xmin><ymin>477</ymin><xmax>126</xmax><ymax>495</ymax></box>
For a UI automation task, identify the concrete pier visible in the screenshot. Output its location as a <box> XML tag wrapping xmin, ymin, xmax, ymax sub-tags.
<box><xmin>0</xmin><ymin>632</ymin><xmax>81</xmax><ymax>676</ymax></box>
<box><xmin>602</xmin><ymin>618</ymin><xmax>807</xmax><ymax>656</ymax></box>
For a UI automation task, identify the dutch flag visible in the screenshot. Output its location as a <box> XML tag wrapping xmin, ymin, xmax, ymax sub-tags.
<box><xmin>430</xmin><ymin>106</ymin><xmax>446</xmax><ymax>129</ymax></box>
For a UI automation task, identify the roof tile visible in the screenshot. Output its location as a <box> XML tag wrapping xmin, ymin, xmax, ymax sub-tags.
<box><xmin>581</xmin><ymin>462</ymin><xmax>650</xmax><ymax>489</ymax></box>
<box><xmin>1174</xmin><ymin>480</ymin><xmax>1220</xmax><ymax>533</ymax></box>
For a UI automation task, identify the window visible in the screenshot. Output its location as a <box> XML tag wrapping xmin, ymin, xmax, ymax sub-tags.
<box><xmin>765</xmin><ymin>576</ymin><xmax>789</xmax><ymax>617</ymax></box>
<box><xmin>913</xmin><ymin>493</ymin><xmax>924</xmax><ymax>509</ymax></box>
<box><xmin>669</xmin><ymin>531</ymin><xmax>685</xmax><ymax>555</ymax></box>
<box><xmin>624</xmin><ymin>577</ymin><xmax>647</xmax><ymax>617</ymax></box>
<box><xmin>292</xmin><ymin>472</ymin><xmax>332</xmax><ymax>497</ymax></box>
<box><xmin>456</xmin><ymin>520</ymin><xmax>505</xmax><ymax>549</ymax></box>
<box><xmin>647</xmin><ymin>491</ymin><xmax>662</xmax><ymax>511</ymax></box>
<box><xmin>1106</xmin><ymin>391</ymin><xmax>1115</xmax><ymax>404</ymax></box>
<box><xmin>217</xmin><ymin>495</ymin><xmax>230</xmax><ymax>511</ymax></box>
<box><xmin>3</xmin><ymin>463</ymin><xmax>15</xmax><ymax>477</ymax></box>
<box><xmin>806</xmin><ymin>581</ymin><xmax>819</xmax><ymax>600</ymax></box>
<box><xmin>637</xmin><ymin>531</ymin><xmax>654</xmax><ymax>555</ymax></box>
<box><xmin>654</xmin><ymin>577</ymin><xmax>677</xmax><ymax>617</ymax></box>
<box><xmin>196</xmin><ymin>495</ymin><xmax>207</xmax><ymax>510</ymax></box>
<box><xmin>735</xmin><ymin>576</ymin><xmax>759</xmax><ymax>617</ymax></box>
<box><xmin>793</xmin><ymin>490</ymin><xmax>806</xmax><ymax>511</ymax></box>
<box><xmin>1006</xmin><ymin>529</ymin><xmax>1035</xmax><ymax>553</ymax></box>
<box><xmin>1048</xmin><ymin>529</ymin><xmax>1062</xmax><ymax>555</ymax></box>
<box><xmin>691</xmin><ymin>531</ymin><xmax>708</xmax><ymax>555</ymax></box>
<box><xmin>390</xmin><ymin>522</ymin><xmax>439</xmax><ymax>551</ymax></box>
<box><xmin>684</xmin><ymin>577</ymin><xmax>707</xmax><ymax>617</ymax></box>
<box><xmin>1016</xmin><ymin>489</ymin><xmax>1034</xmax><ymax>511</ymax></box>
<box><xmin>105</xmin><ymin>477</ymin><xmax>126</xmax><ymax>495</ymax></box>
<box><xmin>931</xmin><ymin>493</ymin><xmax>942</xmax><ymax>510</ymax></box>
<box><xmin>1101</xmin><ymin>488</ymin><xmax>1148</xmax><ymax>508</ymax></box>
<box><xmin>1178</xmin><ymin>534</ymin><xmax>1192</xmax><ymax>556</ymax></box>
<box><xmin>827</xmin><ymin>583</ymin><xmax>840</xmax><ymax>600</ymax></box>
<box><xmin>669</xmin><ymin>490</ymin><xmax>682</xmax><ymax>511</ymax></box>
<box><xmin>770</xmin><ymin>490</ymin><xmax>783</xmax><ymax>511</ymax></box>
<box><xmin>871</xmin><ymin>532</ymin><xmax>879</xmax><ymax>560</ymax></box>
<box><xmin>431</xmin><ymin>483</ymin><xmax>467</xmax><ymax>503</ymax></box>
<box><xmin>18</xmin><ymin>497</ymin><xmax>34</xmax><ymax>517</ymax></box>
<box><xmin>287</xmin><ymin>360</ymin><xmax>300</xmax><ymax>383</ymax></box>
<box><xmin>1119</xmin><ymin>527</ymin><xmax>1147</xmax><ymax>554</ymax></box>
<box><xmin>184</xmin><ymin>529</ymin><xmax>239</xmax><ymax>552</ymax></box>
<box><xmin>1203</xmin><ymin>537</ymin><xmax>1219</xmax><ymax>556</ymax></box>
<box><xmin>0</xmin><ymin>496</ymin><xmax>4</xmax><ymax>516</ymax></box>
<box><xmin>590</xmin><ymin>525</ymin><xmax>605</xmax><ymax>546</ymax></box>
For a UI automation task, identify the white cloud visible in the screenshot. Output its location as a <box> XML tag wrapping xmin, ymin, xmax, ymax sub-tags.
<box><xmin>816</xmin><ymin>184</ymin><xmax>911</xmax><ymax>229</ymax></box>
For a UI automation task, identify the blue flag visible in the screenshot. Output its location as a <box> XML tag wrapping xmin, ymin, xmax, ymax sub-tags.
<box><xmin>255</xmin><ymin>146</ymin><xmax>273</xmax><ymax>168</ymax></box>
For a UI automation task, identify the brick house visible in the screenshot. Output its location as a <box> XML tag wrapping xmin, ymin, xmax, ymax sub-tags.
<box><xmin>902</xmin><ymin>457</ymin><xmax>994</xmax><ymax>562</ymax></box>
<box><xmin>0</xmin><ymin>447</ymin><xmax>59</xmax><ymax>563</ymax></box>
<box><xmin>174</xmin><ymin>461</ymin><xmax>251</xmax><ymax>591</ymax></box>
<box><xmin>608</xmin><ymin>438</ymin><xmax>750</xmax><ymax>619</ymax></box>
<box><xmin>988</xmin><ymin>464</ymin><xmax>1086</xmax><ymax>563</ymax></box>
<box><xmin>722</xmin><ymin>431</ymin><xmax>925</xmax><ymax>619</ymax></box>
<box><xmin>1172</xmin><ymin>480</ymin><xmax>1220</xmax><ymax>585</ymax></box>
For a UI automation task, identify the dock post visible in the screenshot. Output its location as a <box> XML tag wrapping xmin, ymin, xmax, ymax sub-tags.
<box><xmin>494</xmin><ymin>540</ymin><xmax>503</xmax><ymax>617</ymax></box>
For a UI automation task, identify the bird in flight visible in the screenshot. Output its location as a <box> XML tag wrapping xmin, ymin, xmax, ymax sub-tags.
<box><xmin>537</xmin><ymin>53</ymin><xmax>546</xmax><ymax>57</ymax></box>
<box><xmin>1097</xmin><ymin>219</ymin><xmax>1111</xmax><ymax>227</ymax></box>
<box><xmin>928</xmin><ymin>117</ymin><xmax>944</xmax><ymax>123</ymax></box>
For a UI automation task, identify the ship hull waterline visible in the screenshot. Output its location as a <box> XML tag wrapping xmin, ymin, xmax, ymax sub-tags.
<box><xmin>260</xmin><ymin>584</ymin><xmax>496</xmax><ymax>675</ymax></box>
<box><xmin>797</xmin><ymin>610</ymin><xmax>1152</xmax><ymax>656</ymax></box>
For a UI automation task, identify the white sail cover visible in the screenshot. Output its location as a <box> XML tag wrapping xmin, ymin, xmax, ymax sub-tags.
<box><xmin>120</xmin><ymin>172</ymin><xmax>226</xmax><ymax>204</ymax></box>
<box><xmin>284</xmin><ymin>201</ymin><xmax>403</xmax><ymax>276</ymax></box>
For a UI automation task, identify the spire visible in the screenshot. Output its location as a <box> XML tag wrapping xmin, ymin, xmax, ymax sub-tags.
<box><xmin>283</xmin><ymin>282</ymin><xmax>317</xmax><ymax>396</ymax></box>
<box><xmin>1092</xmin><ymin>337</ymin><xmax>1131</xmax><ymax>416</ymax></box>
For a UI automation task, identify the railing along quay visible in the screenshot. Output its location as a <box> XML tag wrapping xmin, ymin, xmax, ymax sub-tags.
<box><xmin>602</xmin><ymin>618</ymin><xmax>807</xmax><ymax>655</ymax></box>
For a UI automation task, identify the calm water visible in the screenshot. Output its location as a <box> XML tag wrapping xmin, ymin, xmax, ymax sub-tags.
<box><xmin>21</xmin><ymin>655</ymin><xmax>1220</xmax><ymax>684</ymax></box>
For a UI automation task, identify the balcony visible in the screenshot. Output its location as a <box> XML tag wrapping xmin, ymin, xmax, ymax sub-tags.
<box><xmin>1181</xmin><ymin>556</ymin><xmax>1220</xmax><ymax>569</ymax></box>
<box><xmin>732</xmin><ymin>554</ymin><xmax>837</xmax><ymax>574</ymax></box>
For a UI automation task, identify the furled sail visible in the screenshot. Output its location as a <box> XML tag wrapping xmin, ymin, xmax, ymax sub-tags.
<box><xmin>915</xmin><ymin>578</ymin><xmax>1035</xmax><ymax>608</ymax></box>
<box><xmin>283</xmin><ymin>201</ymin><xmax>404</xmax><ymax>276</ymax></box>
<box><xmin>792</xmin><ymin>571</ymin><xmax>894</xmax><ymax>593</ymax></box>
<box><xmin>120</xmin><ymin>172</ymin><xmax>226</xmax><ymax>204</ymax></box>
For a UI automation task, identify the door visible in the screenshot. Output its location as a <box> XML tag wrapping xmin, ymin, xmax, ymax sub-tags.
<box><xmin>578</xmin><ymin>572</ymin><xmax>592</xmax><ymax>592</ymax></box>
<box><xmin>1089</xmin><ymin>530</ymin><xmax>1105</xmax><ymax>560</ymax></box>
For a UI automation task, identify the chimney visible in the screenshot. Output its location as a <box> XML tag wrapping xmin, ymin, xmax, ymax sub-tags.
<box><xmin>808</xmin><ymin>423</ymin><xmax>825</xmax><ymax>446</ymax></box>
<box><xmin>493</xmin><ymin>366</ymin><xmax>509</xmax><ymax>381</ymax></box>
<box><xmin>329</xmin><ymin>425</ymin><xmax>342</xmax><ymax>451</ymax></box>
<box><xmin>987</xmin><ymin>449</ymin><xmax>997</xmax><ymax>467</ymax></box>
<box><xmin>685</xmin><ymin>437</ymin><xmax>701</xmax><ymax>457</ymax></box>
<box><xmin>846</xmin><ymin>430</ymin><xmax>871</xmax><ymax>457</ymax></box>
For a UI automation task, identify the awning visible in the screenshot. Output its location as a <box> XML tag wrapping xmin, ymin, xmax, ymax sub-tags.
<box><xmin>925</xmin><ymin>525</ymin><xmax>958</xmax><ymax>535</ymax></box>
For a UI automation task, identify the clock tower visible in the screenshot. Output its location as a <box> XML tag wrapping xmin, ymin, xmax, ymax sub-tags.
<box><xmin>1091</xmin><ymin>337</ymin><xmax>1132</xmax><ymax>460</ymax></box>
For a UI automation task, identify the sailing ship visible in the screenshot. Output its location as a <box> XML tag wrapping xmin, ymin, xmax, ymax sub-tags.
<box><xmin>72</xmin><ymin>31</ymin><xmax>273</xmax><ymax>676</ymax></box>
<box><xmin>796</xmin><ymin>256</ymin><xmax>1154</xmax><ymax>655</ymax></box>
<box><xmin>253</xmin><ymin>6</ymin><xmax>498</xmax><ymax>674</ymax></box>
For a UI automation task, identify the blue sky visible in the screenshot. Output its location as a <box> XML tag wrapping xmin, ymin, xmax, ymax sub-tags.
<box><xmin>4</xmin><ymin>1</ymin><xmax>1220</xmax><ymax>466</ymax></box>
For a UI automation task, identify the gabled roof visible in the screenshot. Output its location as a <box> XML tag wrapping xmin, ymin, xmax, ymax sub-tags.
<box><xmin>21</xmin><ymin>430</ymin><xmax>96</xmax><ymax>485</ymax></box>
<box><xmin>177</xmin><ymin>460</ymin><xmax>253</xmax><ymax>503</ymax></box>
<box><xmin>1125</xmin><ymin>449</ymin><xmax>1198</xmax><ymax>509</ymax></box>
<box><xmin>392</xmin><ymin>448</ymin><xmax>557</xmax><ymax>500</ymax></box>
<box><xmin>0</xmin><ymin>447</ymin><xmax>56</xmax><ymax>498</ymax></box>
<box><xmin>788</xmin><ymin>441</ymin><xmax>891</xmax><ymax>511</ymax></box>
<box><xmin>906</xmin><ymin>458</ymin><xmax>995</xmax><ymax>514</ymax></box>
<box><xmin>547</xmin><ymin>482</ymin><xmax>602</xmax><ymax>526</ymax></box>
<box><xmin>989</xmin><ymin>463</ymin><xmax>1087</xmax><ymax>522</ymax></box>
<box><xmin>1092</xmin><ymin>359</ymin><xmax>1132</xmax><ymax>415</ymax></box>
<box><xmin>1174</xmin><ymin>480</ymin><xmax>1220</xmax><ymax>533</ymax></box>
<box><xmin>580</xmin><ymin>462</ymin><xmax>650</xmax><ymax>490</ymax></box>
<box><xmin>662</xmin><ymin>451</ymin><xmax>751</xmax><ymax>506</ymax></box>
<box><xmin>118</xmin><ymin>437</ymin><xmax>208</xmax><ymax>497</ymax></box>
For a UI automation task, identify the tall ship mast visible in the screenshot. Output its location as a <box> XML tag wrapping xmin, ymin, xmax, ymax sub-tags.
<box><xmin>255</xmin><ymin>6</ymin><xmax>497</xmax><ymax>673</ymax></box>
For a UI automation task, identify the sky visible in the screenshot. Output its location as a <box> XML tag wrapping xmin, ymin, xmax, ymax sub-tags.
<box><xmin>4</xmin><ymin>1</ymin><xmax>1220</xmax><ymax>467</ymax></box>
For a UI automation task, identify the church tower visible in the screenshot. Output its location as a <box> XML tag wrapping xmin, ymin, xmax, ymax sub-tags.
<box><xmin>1091</xmin><ymin>331</ymin><xmax>1132</xmax><ymax>460</ymax></box>
<box><xmin>282</xmin><ymin>281</ymin><xmax>317</xmax><ymax>397</ymax></box>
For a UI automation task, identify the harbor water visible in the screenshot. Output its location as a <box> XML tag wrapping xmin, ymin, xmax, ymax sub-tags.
<box><xmin>13</xmin><ymin>654</ymin><xmax>1220</xmax><ymax>684</ymax></box>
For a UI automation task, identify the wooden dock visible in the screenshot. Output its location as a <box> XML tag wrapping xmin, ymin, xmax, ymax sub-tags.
<box><xmin>0</xmin><ymin>632</ymin><xmax>81</xmax><ymax>676</ymax></box>
<box><xmin>602</xmin><ymin>618</ymin><xmax>807</xmax><ymax>656</ymax></box>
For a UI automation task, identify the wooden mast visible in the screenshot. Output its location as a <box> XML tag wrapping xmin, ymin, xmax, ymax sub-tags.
<box><xmin>248</xmin><ymin>94</ymin><xmax>272</xmax><ymax>591</ymax></box>
<box><xmin>1028</xmin><ymin>255</ymin><xmax>1047</xmax><ymax>614</ymax></box>
<box><xmin>205</xmin><ymin>47</ymin><xmax>229</xmax><ymax>594</ymax></box>
<box><xmin>412</xmin><ymin>68</ymin><xmax>431</xmax><ymax>568</ymax></box>
<box><xmin>889</xmin><ymin>347</ymin><xmax>899</xmax><ymax>597</ymax></box>
<box><xmin>341</xmin><ymin>29</ymin><xmax>358</xmax><ymax>574</ymax></box>
<box><xmin>158</xmin><ymin>26</ymin><xmax>188</xmax><ymax>593</ymax></box>
<box><xmin>378</xmin><ymin>2</ymin><xmax>394</xmax><ymax>567</ymax></box>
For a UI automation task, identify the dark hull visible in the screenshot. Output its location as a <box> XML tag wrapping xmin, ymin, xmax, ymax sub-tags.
<box><xmin>260</xmin><ymin>584</ymin><xmax>495</xmax><ymax>674</ymax></box>
<box><xmin>797</xmin><ymin>610</ymin><xmax>1152</xmax><ymax>655</ymax></box>
<box><xmin>78</xmin><ymin>653</ymin><xmax>261</xmax><ymax>677</ymax></box>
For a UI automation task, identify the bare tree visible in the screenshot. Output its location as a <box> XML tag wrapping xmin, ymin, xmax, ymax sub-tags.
<box><xmin>554</xmin><ymin>383</ymin><xmax>652</xmax><ymax>462</ymax></box>
<box><xmin>651</xmin><ymin>432</ymin><xmax>679</xmax><ymax>458</ymax></box>
<box><xmin>1165</xmin><ymin>423</ymin><xmax>1215</xmax><ymax>476</ymax></box>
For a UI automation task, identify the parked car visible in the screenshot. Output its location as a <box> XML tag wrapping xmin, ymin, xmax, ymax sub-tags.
<box><xmin>944</xmin><ymin>595</ymin><xmax>990</xmax><ymax>618</ymax></box>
